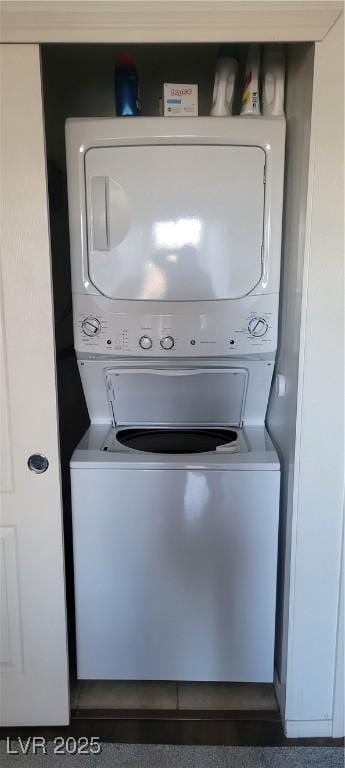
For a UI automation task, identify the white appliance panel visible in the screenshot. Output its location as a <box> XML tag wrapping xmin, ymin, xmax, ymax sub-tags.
<box><xmin>73</xmin><ymin>292</ymin><xmax>279</xmax><ymax>358</ymax></box>
<box><xmin>85</xmin><ymin>145</ymin><xmax>265</xmax><ymax>301</ymax></box>
<box><xmin>105</xmin><ymin>367</ymin><xmax>247</xmax><ymax>427</ymax></box>
<box><xmin>78</xmin><ymin>358</ymin><xmax>275</xmax><ymax>427</ymax></box>
<box><xmin>71</xmin><ymin>424</ymin><xmax>279</xmax><ymax>469</ymax></box>
<box><xmin>71</xmin><ymin>466</ymin><xmax>280</xmax><ymax>681</ymax></box>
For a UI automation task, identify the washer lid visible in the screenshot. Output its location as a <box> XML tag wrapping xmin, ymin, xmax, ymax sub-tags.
<box><xmin>85</xmin><ymin>144</ymin><xmax>265</xmax><ymax>301</ymax></box>
<box><xmin>104</xmin><ymin>367</ymin><xmax>248</xmax><ymax>427</ymax></box>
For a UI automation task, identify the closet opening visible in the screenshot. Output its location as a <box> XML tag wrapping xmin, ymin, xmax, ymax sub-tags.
<box><xmin>41</xmin><ymin>41</ymin><xmax>314</xmax><ymax>729</ymax></box>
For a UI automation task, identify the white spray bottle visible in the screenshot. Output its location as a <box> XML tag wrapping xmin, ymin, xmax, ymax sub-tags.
<box><xmin>241</xmin><ymin>44</ymin><xmax>261</xmax><ymax>116</ymax></box>
<box><xmin>210</xmin><ymin>44</ymin><xmax>238</xmax><ymax>117</ymax></box>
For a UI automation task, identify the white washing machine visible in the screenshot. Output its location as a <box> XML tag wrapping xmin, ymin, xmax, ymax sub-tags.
<box><xmin>66</xmin><ymin>117</ymin><xmax>285</xmax><ymax>682</ymax></box>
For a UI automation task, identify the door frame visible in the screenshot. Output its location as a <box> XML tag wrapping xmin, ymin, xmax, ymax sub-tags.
<box><xmin>0</xmin><ymin>1</ymin><xmax>342</xmax><ymax>44</ymax></box>
<box><xmin>0</xmin><ymin>0</ymin><xmax>343</xmax><ymax>737</ymax></box>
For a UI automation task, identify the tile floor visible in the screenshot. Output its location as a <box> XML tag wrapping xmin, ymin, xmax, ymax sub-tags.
<box><xmin>71</xmin><ymin>680</ymin><xmax>278</xmax><ymax>711</ymax></box>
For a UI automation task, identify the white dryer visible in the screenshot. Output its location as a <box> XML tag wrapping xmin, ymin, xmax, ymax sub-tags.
<box><xmin>66</xmin><ymin>117</ymin><xmax>285</xmax><ymax>682</ymax></box>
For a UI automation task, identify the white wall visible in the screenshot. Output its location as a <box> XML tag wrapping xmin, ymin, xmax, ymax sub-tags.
<box><xmin>267</xmin><ymin>41</ymin><xmax>314</xmax><ymax>707</ymax></box>
<box><xmin>269</xmin><ymin>18</ymin><xmax>344</xmax><ymax>737</ymax></box>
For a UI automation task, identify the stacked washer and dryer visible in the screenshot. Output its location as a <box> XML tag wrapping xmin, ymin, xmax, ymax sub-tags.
<box><xmin>66</xmin><ymin>117</ymin><xmax>285</xmax><ymax>682</ymax></box>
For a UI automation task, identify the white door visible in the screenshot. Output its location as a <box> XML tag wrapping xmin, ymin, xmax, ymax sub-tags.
<box><xmin>85</xmin><ymin>145</ymin><xmax>265</xmax><ymax>301</ymax></box>
<box><xmin>0</xmin><ymin>45</ymin><xmax>69</xmax><ymax>725</ymax></box>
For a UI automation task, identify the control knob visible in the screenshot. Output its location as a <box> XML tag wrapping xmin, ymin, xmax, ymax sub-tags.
<box><xmin>248</xmin><ymin>317</ymin><xmax>269</xmax><ymax>337</ymax></box>
<box><xmin>82</xmin><ymin>316</ymin><xmax>101</xmax><ymax>336</ymax></box>
<box><xmin>160</xmin><ymin>335</ymin><xmax>174</xmax><ymax>350</ymax></box>
<box><xmin>139</xmin><ymin>335</ymin><xmax>153</xmax><ymax>350</ymax></box>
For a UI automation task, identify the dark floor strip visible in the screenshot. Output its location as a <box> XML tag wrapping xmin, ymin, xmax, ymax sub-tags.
<box><xmin>1</xmin><ymin>714</ymin><xmax>344</xmax><ymax>748</ymax></box>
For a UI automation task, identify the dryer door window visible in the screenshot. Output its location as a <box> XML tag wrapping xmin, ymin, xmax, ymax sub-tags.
<box><xmin>85</xmin><ymin>145</ymin><xmax>265</xmax><ymax>301</ymax></box>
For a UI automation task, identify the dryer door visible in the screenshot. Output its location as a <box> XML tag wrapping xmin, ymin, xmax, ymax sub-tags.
<box><xmin>85</xmin><ymin>145</ymin><xmax>265</xmax><ymax>301</ymax></box>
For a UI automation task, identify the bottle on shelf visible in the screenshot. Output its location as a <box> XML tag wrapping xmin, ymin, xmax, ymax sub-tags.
<box><xmin>240</xmin><ymin>44</ymin><xmax>261</xmax><ymax>116</ymax></box>
<box><xmin>262</xmin><ymin>44</ymin><xmax>286</xmax><ymax>117</ymax></box>
<box><xmin>210</xmin><ymin>44</ymin><xmax>238</xmax><ymax>117</ymax></box>
<box><xmin>114</xmin><ymin>53</ymin><xmax>141</xmax><ymax>116</ymax></box>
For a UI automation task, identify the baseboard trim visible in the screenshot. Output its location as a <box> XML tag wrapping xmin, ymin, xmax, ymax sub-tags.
<box><xmin>285</xmin><ymin>719</ymin><xmax>333</xmax><ymax>738</ymax></box>
<box><xmin>273</xmin><ymin>672</ymin><xmax>335</xmax><ymax>740</ymax></box>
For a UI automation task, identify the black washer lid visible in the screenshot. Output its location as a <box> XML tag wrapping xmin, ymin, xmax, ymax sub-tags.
<box><xmin>104</xmin><ymin>366</ymin><xmax>248</xmax><ymax>427</ymax></box>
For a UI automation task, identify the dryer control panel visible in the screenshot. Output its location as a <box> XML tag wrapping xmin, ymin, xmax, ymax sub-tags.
<box><xmin>73</xmin><ymin>293</ymin><xmax>279</xmax><ymax>358</ymax></box>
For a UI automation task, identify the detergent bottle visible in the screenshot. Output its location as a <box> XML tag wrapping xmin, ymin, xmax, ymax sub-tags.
<box><xmin>262</xmin><ymin>45</ymin><xmax>285</xmax><ymax>116</ymax></box>
<box><xmin>241</xmin><ymin>44</ymin><xmax>261</xmax><ymax>115</ymax></box>
<box><xmin>210</xmin><ymin>44</ymin><xmax>238</xmax><ymax>116</ymax></box>
<box><xmin>114</xmin><ymin>53</ymin><xmax>141</xmax><ymax>116</ymax></box>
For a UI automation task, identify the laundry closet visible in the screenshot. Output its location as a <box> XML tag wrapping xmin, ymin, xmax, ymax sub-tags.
<box><xmin>41</xmin><ymin>41</ymin><xmax>307</xmax><ymax>707</ymax></box>
<box><xmin>0</xmin><ymin>8</ymin><xmax>343</xmax><ymax>738</ymax></box>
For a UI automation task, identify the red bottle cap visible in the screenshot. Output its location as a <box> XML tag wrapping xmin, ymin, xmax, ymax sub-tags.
<box><xmin>116</xmin><ymin>53</ymin><xmax>136</xmax><ymax>68</ymax></box>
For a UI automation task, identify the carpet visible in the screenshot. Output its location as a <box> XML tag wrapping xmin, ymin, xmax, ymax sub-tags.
<box><xmin>0</xmin><ymin>744</ymin><xmax>343</xmax><ymax>767</ymax></box>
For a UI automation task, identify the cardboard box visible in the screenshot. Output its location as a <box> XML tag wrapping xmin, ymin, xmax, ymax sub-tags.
<box><xmin>163</xmin><ymin>84</ymin><xmax>198</xmax><ymax>116</ymax></box>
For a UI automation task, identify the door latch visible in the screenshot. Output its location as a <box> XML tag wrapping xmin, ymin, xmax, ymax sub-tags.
<box><xmin>27</xmin><ymin>454</ymin><xmax>49</xmax><ymax>474</ymax></box>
